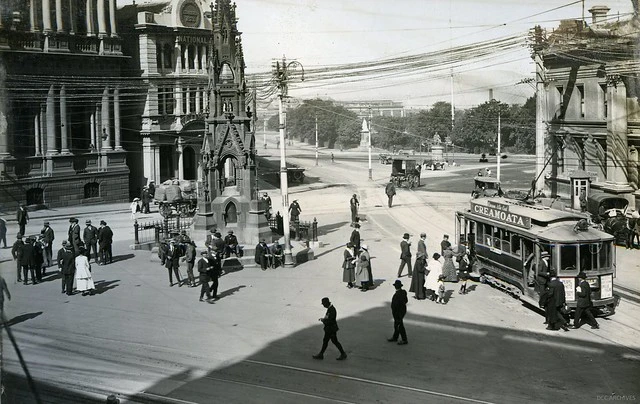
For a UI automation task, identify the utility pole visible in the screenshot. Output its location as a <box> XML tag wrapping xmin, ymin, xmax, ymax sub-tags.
<box><xmin>315</xmin><ymin>114</ymin><xmax>318</xmax><ymax>166</ymax></box>
<box><xmin>263</xmin><ymin>119</ymin><xmax>267</xmax><ymax>149</ymax></box>
<box><xmin>497</xmin><ymin>112</ymin><xmax>501</xmax><ymax>182</ymax></box>
<box><xmin>273</xmin><ymin>56</ymin><xmax>304</xmax><ymax>267</ymax></box>
<box><xmin>368</xmin><ymin>107</ymin><xmax>372</xmax><ymax>180</ymax></box>
<box><xmin>532</xmin><ymin>26</ymin><xmax>548</xmax><ymax>195</ymax></box>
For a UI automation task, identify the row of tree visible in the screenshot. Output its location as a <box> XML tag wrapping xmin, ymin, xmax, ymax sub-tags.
<box><xmin>266</xmin><ymin>97</ymin><xmax>536</xmax><ymax>154</ymax></box>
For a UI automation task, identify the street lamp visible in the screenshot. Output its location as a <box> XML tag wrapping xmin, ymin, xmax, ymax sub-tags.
<box><xmin>315</xmin><ymin>114</ymin><xmax>318</xmax><ymax>166</ymax></box>
<box><xmin>368</xmin><ymin>107</ymin><xmax>372</xmax><ymax>180</ymax></box>
<box><xmin>273</xmin><ymin>56</ymin><xmax>304</xmax><ymax>267</ymax></box>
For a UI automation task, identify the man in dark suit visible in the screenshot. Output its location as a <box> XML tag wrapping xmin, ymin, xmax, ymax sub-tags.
<box><xmin>350</xmin><ymin>224</ymin><xmax>361</xmax><ymax>256</ymax></box>
<box><xmin>388</xmin><ymin>280</ymin><xmax>409</xmax><ymax>345</ymax></box>
<box><xmin>83</xmin><ymin>220</ymin><xmax>99</xmax><ymax>263</ymax></box>
<box><xmin>385</xmin><ymin>182</ymin><xmax>396</xmax><ymax>208</ymax></box>
<box><xmin>209</xmin><ymin>247</ymin><xmax>222</xmax><ymax>298</ymax></box>
<box><xmin>546</xmin><ymin>271</ymin><xmax>570</xmax><ymax>331</ymax></box>
<box><xmin>197</xmin><ymin>250</ymin><xmax>213</xmax><ymax>302</ymax></box>
<box><xmin>16</xmin><ymin>204</ymin><xmax>29</xmax><ymax>237</ymax></box>
<box><xmin>254</xmin><ymin>240</ymin><xmax>269</xmax><ymax>270</ymax></box>
<box><xmin>165</xmin><ymin>240</ymin><xmax>183</xmax><ymax>287</ymax></box>
<box><xmin>415</xmin><ymin>233</ymin><xmax>427</xmax><ymax>273</ymax></box>
<box><xmin>224</xmin><ymin>230</ymin><xmax>239</xmax><ymax>258</ymax></box>
<box><xmin>98</xmin><ymin>220</ymin><xmax>114</xmax><ymax>264</ymax></box>
<box><xmin>11</xmin><ymin>234</ymin><xmax>24</xmax><ymax>283</ymax></box>
<box><xmin>20</xmin><ymin>237</ymin><xmax>37</xmax><ymax>285</ymax></box>
<box><xmin>58</xmin><ymin>241</ymin><xmax>75</xmax><ymax>295</ymax></box>
<box><xmin>68</xmin><ymin>217</ymin><xmax>82</xmax><ymax>256</ymax></box>
<box><xmin>41</xmin><ymin>221</ymin><xmax>55</xmax><ymax>270</ymax></box>
<box><xmin>573</xmin><ymin>272</ymin><xmax>599</xmax><ymax>329</ymax></box>
<box><xmin>313</xmin><ymin>297</ymin><xmax>347</xmax><ymax>360</ymax></box>
<box><xmin>397</xmin><ymin>233</ymin><xmax>412</xmax><ymax>278</ymax></box>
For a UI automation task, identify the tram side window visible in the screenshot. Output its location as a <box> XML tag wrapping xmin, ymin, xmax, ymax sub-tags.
<box><xmin>559</xmin><ymin>245</ymin><xmax>577</xmax><ymax>272</ymax></box>
<box><xmin>511</xmin><ymin>234</ymin><xmax>521</xmax><ymax>256</ymax></box>
<box><xmin>493</xmin><ymin>229</ymin><xmax>501</xmax><ymax>249</ymax></box>
<box><xmin>476</xmin><ymin>222</ymin><xmax>484</xmax><ymax>245</ymax></box>
<box><xmin>579</xmin><ymin>244</ymin><xmax>596</xmax><ymax>272</ymax></box>
<box><xmin>501</xmin><ymin>230</ymin><xmax>511</xmax><ymax>253</ymax></box>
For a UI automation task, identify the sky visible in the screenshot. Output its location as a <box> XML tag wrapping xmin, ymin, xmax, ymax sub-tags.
<box><xmin>119</xmin><ymin>0</ymin><xmax>636</xmax><ymax>109</ymax></box>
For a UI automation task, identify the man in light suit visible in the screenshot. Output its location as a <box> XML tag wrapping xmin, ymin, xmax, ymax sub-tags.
<box><xmin>397</xmin><ymin>233</ymin><xmax>412</xmax><ymax>278</ymax></box>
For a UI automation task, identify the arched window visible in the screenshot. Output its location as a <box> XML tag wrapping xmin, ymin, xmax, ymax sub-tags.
<box><xmin>224</xmin><ymin>201</ymin><xmax>238</xmax><ymax>224</ymax></box>
<box><xmin>84</xmin><ymin>182</ymin><xmax>100</xmax><ymax>199</ymax></box>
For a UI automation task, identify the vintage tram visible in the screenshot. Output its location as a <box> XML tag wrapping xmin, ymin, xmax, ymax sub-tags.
<box><xmin>455</xmin><ymin>197</ymin><xmax>616</xmax><ymax>316</ymax></box>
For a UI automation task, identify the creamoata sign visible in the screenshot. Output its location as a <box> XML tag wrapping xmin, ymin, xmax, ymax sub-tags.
<box><xmin>471</xmin><ymin>202</ymin><xmax>532</xmax><ymax>229</ymax></box>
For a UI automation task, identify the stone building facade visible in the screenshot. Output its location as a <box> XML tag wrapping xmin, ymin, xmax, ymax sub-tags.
<box><xmin>0</xmin><ymin>0</ymin><xmax>129</xmax><ymax>208</ymax></box>
<box><xmin>118</xmin><ymin>0</ymin><xmax>212</xmax><ymax>194</ymax></box>
<box><xmin>536</xmin><ymin>6</ymin><xmax>640</xmax><ymax>207</ymax></box>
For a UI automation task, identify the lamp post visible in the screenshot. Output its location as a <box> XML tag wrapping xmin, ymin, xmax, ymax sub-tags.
<box><xmin>368</xmin><ymin>107</ymin><xmax>372</xmax><ymax>180</ymax></box>
<box><xmin>315</xmin><ymin>114</ymin><xmax>318</xmax><ymax>166</ymax></box>
<box><xmin>273</xmin><ymin>56</ymin><xmax>304</xmax><ymax>267</ymax></box>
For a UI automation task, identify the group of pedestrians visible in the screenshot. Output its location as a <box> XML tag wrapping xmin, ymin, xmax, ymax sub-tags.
<box><xmin>10</xmin><ymin>215</ymin><xmax>112</xmax><ymax>296</ymax></box>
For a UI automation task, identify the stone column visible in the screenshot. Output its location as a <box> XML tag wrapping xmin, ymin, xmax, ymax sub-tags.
<box><xmin>101</xmin><ymin>87</ymin><xmax>110</xmax><ymax>149</ymax></box>
<box><xmin>40</xmin><ymin>104</ymin><xmax>46</xmax><ymax>154</ymax></box>
<box><xmin>114</xmin><ymin>87</ymin><xmax>121</xmax><ymax>149</ymax></box>
<box><xmin>185</xmin><ymin>88</ymin><xmax>190</xmax><ymax>114</ymax></box>
<box><xmin>142</xmin><ymin>135</ymin><xmax>154</xmax><ymax>182</ymax></box>
<box><xmin>42</xmin><ymin>0</ymin><xmax>53</xmax><ymax>32</ymax></box>
<box><xmin>175</xmin><ymin>41</ymin><xmax>183</xmax><ymax>72</ymax></box>
<box><xmin>175</xmin><ymin>84</ymin><xmax>183</xmax><ymax>115</ymax></box>
<box><xmin>606</xmin><ymin>74</ymin><xmax>629</xmax><ymax>186</ymax></box>
<box><xmin>86</xmin><ymin>0</ymin><xmax>95</xmax><ymax>36</ymax></box>
<box><xmin>55</xmin><ymin>0</ymin><xmax>63</xmax><ymax>32</ymax></box>
<box><xmin>46</xmin><ymin>85</ymin><xmax>56</xmax><ymax>155</ymax></box>
<box><xmin>60</xmin><ymin>85</ymin><xmax>69</xmax><ymax>153</ymax></box>
<box><xmin>34</xmin><ymin>113</ymin><xmax>41</xmax><ymax>156</ymax></box>
<box><xmin>177</xmin><ymin>137</ymin><xmax>184</xmax><ymax>180</ymax></box>
<box><xmin>195</xmin><ymin>88</ymin><xmax>201</xmax><ymax>113</ymax></box>
<box><xmin>30</xmin><ymin>0</ymin><xmax>39</xmax><ymax>32</ymax></box>
<box><xmin>95</xmin><ymin>103</ymin><xmax>102</xmax><ymax>152</ymax></box>
<box><xmin>97</xmin><ymin>0</ymin><xmax>107</xmax><ymax>37</ymax></box>
<box><xmin>108</xmin><ymin>0</ymin><xmax>117</xmax><ymax>36</ymax></box>
<box><xmin>69</xmin><ymin>0</ymin><xmax>76</xmax><ymax>34</ymax></box>
<box><xmin>90</xmin><ymin>109</ymin><xmax>96</xmax><ymax>149</ymax></box>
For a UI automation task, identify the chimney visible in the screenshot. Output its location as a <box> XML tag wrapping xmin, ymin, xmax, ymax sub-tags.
<box><xmin>489</xmin><ymin>89</ymin><xmax>494</xmax><ymax>101</ymax></box>
<box><xmin>588</xmin><ymin>5</ymin><xmax>610</xmax><ymax>26</ymax></box>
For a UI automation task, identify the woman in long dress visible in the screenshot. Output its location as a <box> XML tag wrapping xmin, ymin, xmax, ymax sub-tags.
<box><xmin>355</xmin><ymin>245</ymin><xmax>371</xmax><ymax>291</ymax></box>
<box><xmin>425</xmin><ymin>253</ymin><xmax>443</xmax><ymax>301</ymax></box>
<box><xmin>360</xmin><ymin>245</ymin><xmax>374</xmax><ymax>288</ymax></box>
<box><xmin>409</xmin><ymin>253</ymin><xmax>427</xmax><ymax>299</ymax></box>
<box><xmin>441</xmin><ymin>247</ymin><xmax>458</xmax><ymax>282</ymax></box>
<box><xmin>342</xmin><ymin>242</ymin><xmax>356</xmax><ymax>289</ymax></box>
<box><xmin>75</xmin><ymin>247</ymin><xmax>95</xmax><ymax>296</ymax></box>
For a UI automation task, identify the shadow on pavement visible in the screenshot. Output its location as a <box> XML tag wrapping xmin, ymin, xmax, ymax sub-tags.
<box><xmin>314</xmin><ymin>243</ymin><xmax>345</xmax><ymax>259</ymax></box>
<box><xmin>317</xmin><ymin>221</ymin><xmax>349</xmax><ymax>236</ymax></box>
<box><xmin>215</xmin><ymin>285</ymin><xmax>246</xmax><ymax>300</ymax></box>
<box><xmin>93</xmin><ymin>279</ymin><xmax>120</xmax><ymax>295</ymax></box>
<box><xmin>127</xmin><ymin>306</ymin><xmax>640</xmax><ymax>403</ymax></box>
<box><xmin>3</xmin><ymin>311</ymin><xmax>43</xmax><ymax>327</ymax></box>
<box><xmin>111</xmin><ymin>253</ymin><xmax>135</xmax><ymax>263</ymax></box>
<box><xmin>39</xmin><ymin>271</ymin><xmax>62</xmax><ymax>284</ymax></box>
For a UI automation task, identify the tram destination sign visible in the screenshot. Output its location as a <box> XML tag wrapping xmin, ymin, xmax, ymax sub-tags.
<box><xmin>471</xmin><ymin>201</ymin><xmax>532</xmax><ymax>229</ymax></box>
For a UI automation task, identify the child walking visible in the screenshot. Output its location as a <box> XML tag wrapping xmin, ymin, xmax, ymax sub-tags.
<box><xmin>436</xmin><ymin>275</ymin><xmax>446</xmax><ymax>304</ymax></box>
<box><xmin>459</xmin><ymin>271</ymin><xmax>469</xmax><ymax>294</ymax></box>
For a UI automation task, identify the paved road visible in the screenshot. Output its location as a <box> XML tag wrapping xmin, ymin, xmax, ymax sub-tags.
<box><xmin>1</xmin><ymin>135</ymin><xmax>639</xmax><ymax>403</ymax></box>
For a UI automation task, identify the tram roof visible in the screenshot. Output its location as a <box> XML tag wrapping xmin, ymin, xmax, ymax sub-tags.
<box><xmin>465</xmin><ymin>197</ymin><xmax>613</xmax><ymax>242</ymax></box>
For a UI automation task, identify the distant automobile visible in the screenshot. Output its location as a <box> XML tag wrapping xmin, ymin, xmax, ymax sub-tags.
<box><xmin>501</xmin><ymin>154</ymin><xmax>508</xmax><ymax>159</ymax></box>
<box><xmin>379</xmin><ymin>153</ymin><xmax>393</xmax><ymax>164</ymax></box>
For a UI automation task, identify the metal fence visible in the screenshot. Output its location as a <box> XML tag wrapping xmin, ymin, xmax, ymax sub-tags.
<box><xmin>267</xmin><ymin>216</ymin><xmax>318</xmax><ymax>242</ymax></box>
<box><xmin>134</xmin><ymin>216</ymin><xmax>194</xmax><ymax>246</ymax></box>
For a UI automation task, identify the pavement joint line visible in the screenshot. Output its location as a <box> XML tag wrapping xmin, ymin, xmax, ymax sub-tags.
<box><xmin>202</xmin><ymin>375</ymin><xmax>357</xmax><ymax>404</ymax></box>
<box><xmin>135</xmin><ymin>392</ymin><xmax>201</xmax><ymax>404</ymax></box>
<box><xmin>502</xmin><ymin>334</ymin><xmax>605</xmax><ymax>354</ymax></box>
<box><xmin>243</xmin><ymin>359</ymin><xmax>499</xmax><ymax>404</ymax></box>
<box><xmin>403</xmin><ymin>319</ymin><xmax>488</xmax><ymax>336</ymax></box>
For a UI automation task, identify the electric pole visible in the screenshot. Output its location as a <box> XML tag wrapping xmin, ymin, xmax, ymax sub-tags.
<box><xmin>273</xmin><ymin>56</ymin><xmax>304</xmax><ymax>267</ymax></box>
<box><xmin>315</xmin><ymin>114</ymin><xmax>318</xmax><ymax>166</ymax></box>
<box><xmin>497</xmin><ymin>112</ymin><xmax>501</xmax><ymax>182</ymax></box>
<box><xmin>368</xmin><ymin>107</ymin><xmax>372</xmax><ymax>180</ymax></box>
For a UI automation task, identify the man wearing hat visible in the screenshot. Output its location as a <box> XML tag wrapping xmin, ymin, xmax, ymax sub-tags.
<box><xmin>197</xmin><ymin>250</ymin><xmax>213</xmax><ymax>301</ymax></box>
<box><xmin>16</xmin><ymin>204</ymin><xmax>29</xmax><ymax>237</ymax></box>
<box><xmin>11</xmin><ymin>234</ymin><xmax>25</xmax><ymax>283</ymax></box>
<box><xmin>98</xmin><ymin>220</ymin><xmax>113</xmax><ymax>265</ymax></box>
<box><xmin>545</xmin><ymin>270</ymin><xmax>570</xmax><ymax>332</ymax></box>
<box><xmin>83</xmin><ymin>220</ymin><xmax>99</xmax><ymax>263</ymax></box>
<box><xmin>0</xmin><ymin>216</ymin><xmax>7</xmax><ymax>249</ymax></box>
<box><xmin>397</xmin><ymin>233</ymin><xmax>412</xmax><ymax>278</ymax></box>
<box><xmin>573</xmin><ymin>272</ymin><xmax>599</xmax><ymax>330</ymax></box>
<box><xmin>313</xmin><ymin>297</ymin><xmax>347</xmax><ymax>360</ymax></box>
<box><xmin>350</xmin><ymin>223</ymin><xmax>361</xmax><ymax>257</ymax></box>
<box><xmin>165</xmin><ymin>239</ymin><xmax>183</xmax><ymax>287</ymax></box>
<box><xmin>388</xmin><ymin>280</ymin><xmax>408</xmax><ymax>345</ymax></box>
<box><xmin>58</xmin><ymin>240</ymin><xmax>75</xmax><ymax>295</ymax></box>
<box><xmin>182</xmin><ymin>240</ymin><xmax>197</xmax><ymax>287</ymax></box>
<box><xmin>349</xmin><ymin>194</ymin><xmax>359</xmax><ymax>226</ymax></box>
<box><xmin>20</xmin><ymin>236</ymin><xmax>37</xmax><ymax>285</ymax></box>
<box><xmin>224</xmin><ymin>230</ymin><xmax>239</xmax><ymax>259</ymax></box>
<box><xmin>41</xmin><ymin>221</ymin><xmax>55</xmax><ymax>269</ymax></box>
<box><xmin>261</xmin><ymin>192</ymin><xmax>272</xmax><ymax>219</ymax></box>
<box><xmin>141</xmin><ymin>186</ymin><xmax>151</xmax><ymax>214</ymax></box>
<box><xmin>68</xmin><ymin>217</ymin><xmax>82</xmax><ymax>257</ymax></box>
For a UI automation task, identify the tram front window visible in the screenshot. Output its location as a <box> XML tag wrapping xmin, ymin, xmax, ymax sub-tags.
<box><xmin>579</xmin><ymin>244</ymin><xmax>596</xmax><ymax>272</ymax></box>
<box><xmin>598</xmin><ymin>241</ymin><xmax>612</xmax><ymax>269</ymax></box>
<box><xmin>559</xmin><ymin>244</ymin><xmax>577</xmax><ymax>272</ymax></box>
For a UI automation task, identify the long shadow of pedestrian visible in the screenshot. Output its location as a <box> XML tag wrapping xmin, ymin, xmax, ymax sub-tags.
<box><xmin>38</xmin><ymin>271</ymin><xmax>61</xmax><ymax>284</ymax></box>
<box><xmin>111</xmin><ymin>254</ymin><xmax>135</xmax><ymax>263</ymax></box>
<box><xmin>221</xmin><ymin>258</ymin><xmax>244</xmax><ymax>276</ymax></box>
<box><xmin>444</xmin><ymin>290</ymin><xmax>455</xmax><ymax>303</ymax></box>
<box><xmin>215</xmin><ymin>285</ymin><xmax>246</xmax><ymax>300</ymax></box>
<box><xmin>3</xmin><ymin>311</ymin><xmax>43</xmax><ymax>327</ymax></box>
<box><xmin>371</xmin><ymin>279</ymin><xmax>386</xmax><ymax>289</ymax></box>
<box><xmin>314</xmin><ymin>243</ymin><xmax>346</xmax><ymax>259</ymax></box>
<box><xmin>92</xmin><ymin>279</ymin><xmax>119</xmax><ymax>295</ymax></box>
<box><xmin>466</xmin><ymin>284</ymin><xmax>477</xmax><ymax>293</ymax></box>
<box><xmin>317</xmin><ymin>221</ymin><xmax>349</xmax><ymax>236</ymax></box>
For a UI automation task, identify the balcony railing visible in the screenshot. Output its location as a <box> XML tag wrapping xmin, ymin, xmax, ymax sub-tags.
<box><xmin>0</xmin><ymin>30</ymin><xmax>120</xmax><ymax>55</ymax></box>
